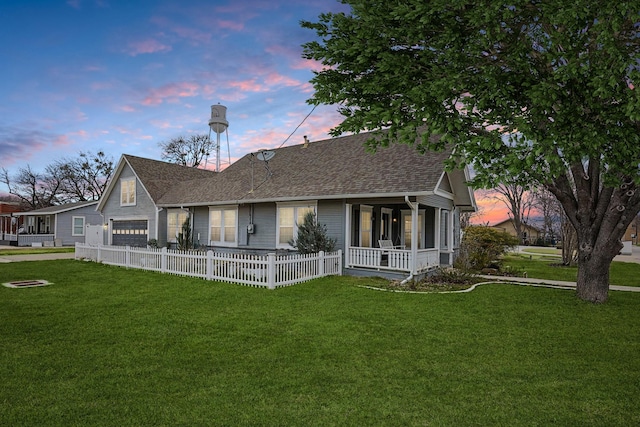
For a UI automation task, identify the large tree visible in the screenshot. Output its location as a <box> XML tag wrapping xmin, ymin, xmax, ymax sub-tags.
<box><xmin>56</xmin><ymin>150</ymin><xmax>114</xmax><ymax>202</ymax></box>
<box><xmin>1</xmin><ymin>164</ymin><xmax>64</xmax><ymax>210</ymax></box>
<box><xmin>302</xmin><ymin>1</ymin><xmax>640</xmax><ymax>303</ymax></box>
<box><xmin>1</xmin><ymin>150</ymin><xmax>114</xmax><ymax>209</ymax></box>
<box><xmin>159</xmin><ymin>134</ymin><xmax>214</xmax><ymax>168</ymax></box>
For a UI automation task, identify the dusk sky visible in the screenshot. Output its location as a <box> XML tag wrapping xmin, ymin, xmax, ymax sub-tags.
<box><xmin>0</xmin><ymin>0</ymin><xmax>506</xmax><ymax>224</ymax></box>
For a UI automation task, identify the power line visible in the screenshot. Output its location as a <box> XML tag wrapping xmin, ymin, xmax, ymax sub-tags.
<box><xmin>277</xmin><ymin>104</ymin><xmax>317</xmax><ymax>149</ymax></box>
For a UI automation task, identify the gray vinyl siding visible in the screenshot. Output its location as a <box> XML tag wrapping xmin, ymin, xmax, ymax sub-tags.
<box><xmin>56</xmin><ymin>205</ymin><xmax>103</xmax><ymax>246</ymax></box>
<box><xmin>243</xmin><ymin>203</ymin><xmax>277</xmax><ymax>250</ymax></box>
<box><xmin>100</xmin><ymin>164</ymin><xmax>158</xmax><ymax>243</ymax></box>
<box><xmin>417</xmin><ymin>194</ymin><xmax>453</xmax><ymax>210</ymax></box>
<box><xmin>192</xmin><ymin>206</ymin><xmax>209</xmax><ymax>247</ymax></box>
<box><xmin>317</xmin><ymin>200</ymin><xmax>345</xmax><ymax>252</ymax></box>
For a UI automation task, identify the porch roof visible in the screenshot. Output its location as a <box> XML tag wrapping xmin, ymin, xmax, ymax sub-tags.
<box><xmin>19</xmin><ymin>200</ymin><xmax>98</xmax><ymax>216</ymax></box>
<box><xmin>157</xmin><ymin>131</ymin><xmax>459</xmax><ymax>206</ymax></box>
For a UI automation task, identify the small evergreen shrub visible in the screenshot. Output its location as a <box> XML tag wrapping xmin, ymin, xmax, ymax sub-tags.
<box><xmin>289</xmin><ymin>211</ymin><xmax>337</xmax><ymax>255</ymax></box>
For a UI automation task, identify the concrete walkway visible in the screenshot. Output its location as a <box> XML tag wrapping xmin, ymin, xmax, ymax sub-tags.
<box><xmin>478</xmin><ymin>274</ymin><xmax>640</xmax><ymax>293</ymax></box>
<box><xmin>517</xmin><ymin>245</ymin><xmax>640</xmax><ymax>264</ymax></box>
<box><xmin>0</xmin><ymin>246</ymin><xmax>75</xmax><ymax>263</ymax></box>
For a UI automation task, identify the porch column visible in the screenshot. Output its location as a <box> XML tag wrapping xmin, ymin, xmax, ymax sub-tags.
<box><xmin>344</xmin><ymin>203</ymin><xmax>351</xmax><ymax>267</ymax></box>
<box><xmin>405</xmin><ymin>196</ymin><xmax>418</xmax><ymax>275</ymax></box>
<box><xmin>435</xmin><ymin>208</ymin><xmax>441</xmax><ymax>260</ymax></box>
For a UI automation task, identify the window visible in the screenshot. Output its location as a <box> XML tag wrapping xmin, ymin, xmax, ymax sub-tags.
<box><xmin>72</xmin><ymin>216</ymin><xmax>85</xmax><ymax>236</ymax></box>
<box><xmin>441</xmin><ymin>210</ymin><xmax>449</xmax><ymax>249</ymax></box>
<box><xmin>277</xmin><ymin>202</ymin><xmax>316</xmax><ymax>248</ymax></box>
<box><xmin>209</xmin><ymin>207</ymin><xmax>237</xmax><ymax>246</ymax></box>
<box><xmin>167</xmin><ymin>209</ymin><xmax>189</xmax><ymax>243</ymax></box>
<box><xmin>120</xmin><ymin>178</ymin><xmax>136</xmax><ymax>206</ymax></box>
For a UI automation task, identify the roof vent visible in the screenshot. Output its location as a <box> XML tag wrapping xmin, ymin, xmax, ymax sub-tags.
<box><xmin>303</xmin><ymin>135</ymin><xmax>309</xmax><ymax>148</ymax></box>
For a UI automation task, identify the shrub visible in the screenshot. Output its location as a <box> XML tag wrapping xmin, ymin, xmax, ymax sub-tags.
<box><xmin>455</xmin><ymin>225</ymin><xmax>519</xmax><ymax>271</ymax></box>
<box><xmin>177</xmin><ymin>215</ymin><xmax>194</xmax><ymax>251</ymax></box>
<box><xmin>289</xmin><ymin>211</ymin><xmax>337</xmax><ymax>255</ymax></box>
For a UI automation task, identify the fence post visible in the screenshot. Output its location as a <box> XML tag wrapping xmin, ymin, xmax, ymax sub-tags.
<box><xmin>338</xmin><ymin>249</ymin><xmax>343</xmax><ymax>275</ymax></box>
<box><xmin>125</xmin><ymin>246</ymin><xmax>131</xmax><ymax>267</ymax></box>
<box><xmin>161</xmin><ymin>247</ymin><xmax>167</xmax><ymax>273</ymax></box>
<box><xmin>319</xmin><ymin>251</ymin><xmax>325</xmax><ymax>277</ymax></box>
<box><xmin>267</xmin><ymin>253</ymin><xmax>276</xmax><ymax>290</ymax></box>
<box><xmin>97</xmin><ymin>244</ymin><xmax>101</xmax><ymax>263</ymax></box>
<box><xmin>206</xmin><ymin>250</ymin><xmax>213</xmax><ymax>280</ymax></box>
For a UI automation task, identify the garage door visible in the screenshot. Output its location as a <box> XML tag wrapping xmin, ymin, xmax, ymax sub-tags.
<box><xmin>112</xmin><ymin>220</ymin><xmax>148</xmax><ymax>247</ymax></box>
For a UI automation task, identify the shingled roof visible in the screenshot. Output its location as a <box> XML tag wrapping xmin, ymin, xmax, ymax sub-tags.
<box><xmin>122</xmin><ymin>154</ymin><xmax>217</xmax><ymax>202</ymax></box>
<box><xmin>156</xmin><ymin>131</ymin><xmax>454</xmax><ymax>206</ymax></box>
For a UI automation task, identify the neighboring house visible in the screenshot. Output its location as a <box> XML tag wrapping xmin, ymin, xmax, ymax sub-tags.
<box><xmin>16</xmin><ymin>201</ymin><xmax>103</xmax><ymax>247</ymax></box>
<box><xmin>491</xmin><ymin>218</ymin><xmax>542</xmax><ymax>245</ymax></box>
<box><xmin>97</xmin><ymin>131</ymin><xmax>476</xmax><ymax>279</ymax></box>
<box><xmin>0</xmin><ymin>201</ymin><xmax>23</xmax><ymax>246</ymax></box>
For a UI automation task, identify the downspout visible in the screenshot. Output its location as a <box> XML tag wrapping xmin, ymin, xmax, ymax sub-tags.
<box><xmin>400</xmin><ymin>195</ymin><xmax>417</xmax><ymax>285</ymax></box>
<box><xmin>155</xmin><ymin>207</ymin><xmax>163</xmax><ymax>241</ymax></box>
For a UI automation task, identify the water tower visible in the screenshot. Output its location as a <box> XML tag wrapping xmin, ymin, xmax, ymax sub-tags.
<box><xmin>208</xmin><ymin>104</ymin><xmax>230</xmax><ymax>172</ymax></box>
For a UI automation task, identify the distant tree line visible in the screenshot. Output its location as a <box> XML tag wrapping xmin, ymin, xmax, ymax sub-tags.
<box><xmin>0</xmin><ymin>150</ymin><xmax>114</xmax><ymax>211</ymax></box>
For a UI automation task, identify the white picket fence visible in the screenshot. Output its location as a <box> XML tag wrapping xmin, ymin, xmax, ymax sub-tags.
<box><xmin>75</xmin><ymin>243</ymin><xmax>342</xmax><ymax>289</ymax></box>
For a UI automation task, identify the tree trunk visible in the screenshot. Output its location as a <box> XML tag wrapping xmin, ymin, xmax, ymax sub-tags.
<box><xmin>575</xmin><ymin>238</ymin><xmax>620</xmax><ymax>304</ymax></box>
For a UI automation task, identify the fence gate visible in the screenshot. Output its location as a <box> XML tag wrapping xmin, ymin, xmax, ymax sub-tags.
<box><xmin>85</xmin><ymin>224</ymin><xmax>104</xmax><ymax>246</ymax></box>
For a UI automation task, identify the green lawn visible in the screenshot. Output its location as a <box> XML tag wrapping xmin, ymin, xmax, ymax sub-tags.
<box><xmin>503</xmin><ymin>254</ymin><xmax>640</xmax><ymax>287</ymax></box>
<box><xmin>1</xmin><ymin>260</ymin><xmax>639</xmax><ymax>426</ymax></box>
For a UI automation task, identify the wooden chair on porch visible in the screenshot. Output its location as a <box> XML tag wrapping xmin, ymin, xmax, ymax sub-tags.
<box><xmin>378</xmin><ymin>239</ymin><xmax>402</xmax><ymax>267</ymax></box>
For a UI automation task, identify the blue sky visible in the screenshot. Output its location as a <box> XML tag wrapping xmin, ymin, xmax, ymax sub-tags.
<box><xmin>0</xmin><ymin>0</ymin><xmax>349</xmax><ymax>193</ymax></box>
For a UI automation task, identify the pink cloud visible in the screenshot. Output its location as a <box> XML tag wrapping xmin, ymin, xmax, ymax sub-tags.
<box><xmin>264</xmin><ymin>73</ymin><xmax>301</xmax><ymax>87</ymax></box>
<box><xmin>228</xmin><ymin>79</ymin><xmax>268</xmax><ymax>93</ymax></box>
<box><xmin>124</xmin><ymin>38</ymin><xmax>172</xmax><ymax>56</ymax></box>
<box><xmin>150</xmin><ymin>15</ymin><xmax>212</xmax><ymax>44</ymax></box>
<box><xmin>53</xmin><ymin>135</ymin><xmax>73</xmax><ymax>147</ymax></box>
<box><xmin>90</xmin><ymin>81</ymin><xmax>112</xmax><ymax>91</ymax></box>
<box><xmin>120</xmin><ymin>105</ymin><xmax>136</xmax><ymax>113</ymax></box>
<box><xmin>291</xmin><ymin>57</ymin><xmax>323</xmax><ymax>72</ymax></box>
<box><xmin>141</xmin><ymin>82</ymin><xmax>200</xmax><ymax>106</ymax></box>
<box><xmin>217</xmin><ymin>20</ymin><xmax>244</xmax><ymax>31</ymax></box>
<box><xmin>150</xmin><ymin>119</ymin><xmax>182</xmax><ymax>130</ymax></box>
<box><xmin>83</xmin><ymin>64</ymin><xmax>105</xmax><ymax>72</ymax></box>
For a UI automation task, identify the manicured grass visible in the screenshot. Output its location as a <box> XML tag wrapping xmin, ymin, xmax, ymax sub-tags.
<box><xmin>518</xmin><ymin>247</ymin><xmax>561</xmax><ymax>256</ymax></box>
<box><xmin>0</xmin><ymin>247</ymin><xmax>75</xmax><ymax>256</ymax></box>
<box><xmin>1</xmin><ymin>260</ymin><xmax>639</xmax><ymax>426</ymax></box>
<box><xmin>503</xmin><ymin>254</ymin><xmax>640</xmax><ymax>287</ymax></box>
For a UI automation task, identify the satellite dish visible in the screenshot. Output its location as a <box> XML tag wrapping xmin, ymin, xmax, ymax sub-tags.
<box><xmin>256</xmin><ymin>150</ymin><xmax>275</xmax><ymax>161</ymax></box>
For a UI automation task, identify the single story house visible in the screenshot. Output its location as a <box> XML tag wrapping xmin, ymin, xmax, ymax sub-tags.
<box><xmin>16</xmin><ymin>200</ymin><xmax>103</xmax><ymax>247</ymax></box>
<box><xmin>97</xmin><ymin>131</ymin><xmax>476</xmax><ymax>279</ymax></box>
<box><xmin>490</xmin><ymin>218</ymin><xmax>542</xmax><ymax>245</ymax></box>
<box><xmin>0</xmin><ymin>201</ymin><xmax>23</xmax><ymax>246</ymax></box>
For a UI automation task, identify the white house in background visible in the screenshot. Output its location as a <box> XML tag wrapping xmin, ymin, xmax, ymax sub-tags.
<box><xmin>97</xmin><ymin>130</ymin><xmax>476</xmax><ymax>279</ymax></box>
<box><xmin>16</xmin><ymin>201</ymin><xmax>103</xmax><ymax>247</ymax></box>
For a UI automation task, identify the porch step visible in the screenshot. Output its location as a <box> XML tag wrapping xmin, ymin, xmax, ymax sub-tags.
<box><xmin>345</xmin><ymin>268</ymin><xmax>409</xmax><ymax>281</ymax></box>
